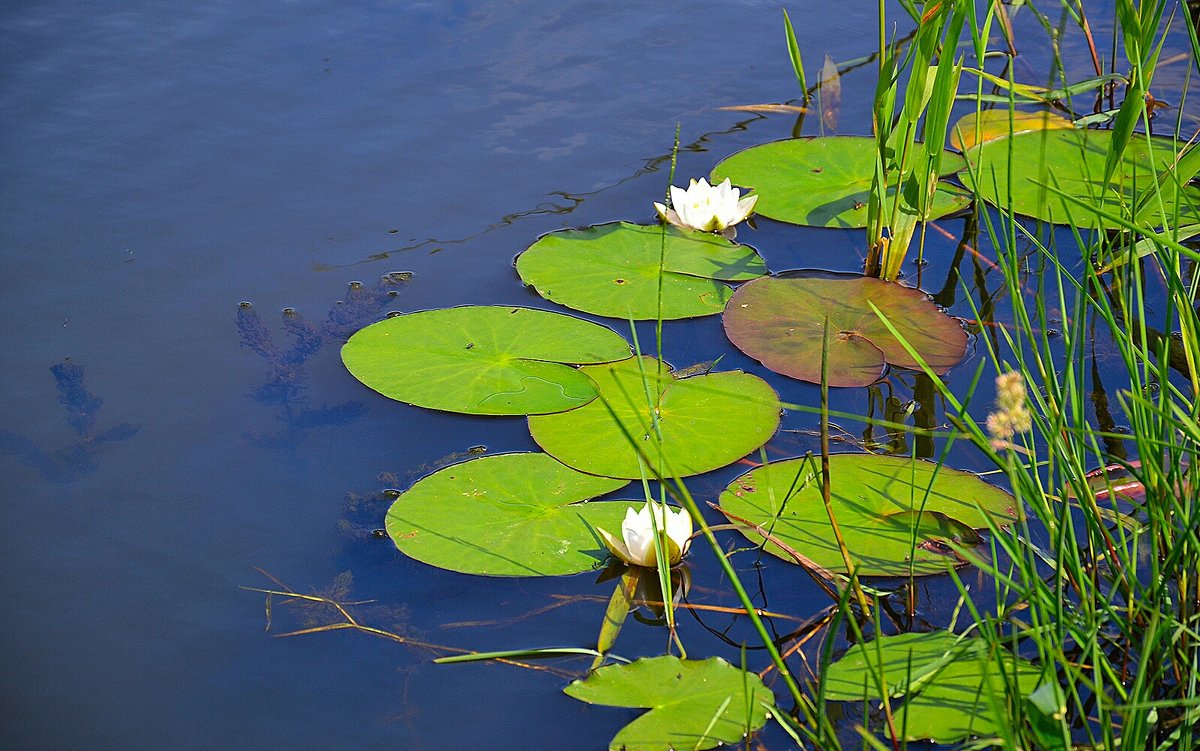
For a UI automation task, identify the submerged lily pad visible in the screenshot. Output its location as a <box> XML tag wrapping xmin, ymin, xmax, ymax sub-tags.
<box><xmin>710</xmin><ymin>137</ymin><xmax>970</xmax><ymax>227</ymax></box>
<box><xmin>528</xmin><ymin>357</ymin><xmax>780</xmax><ymax>479</ymax></box>
<box><xmin>960</xmin><ymin>128</ymin><xmax>1200</xmax><ymax>228</ymax></box>
<box><xmin>384</xmin><ymin>452</ymin><xmax>633</xmax><ymax>576</ymax></box>
<box><xmin>516</xmin><ymin>222</ymin><xmax>767</xmax><ymax>319</ymax></box>
<box><xmin>718</xmin><ymin>454</ymin><xmax>1017</xmax><ymax>576</ymax></box>
<box><xmin>722</xmin><ymin>274</ymin><xmax>967</xmax><ymax>388</ymax></box>
<box><xmin>341</xmin><ymin>306</ymin><xmax>630</xmax><ymax>415</ymax></box>
<box><xmin>564</xmin><ymin>656</ymin><xmax>773</xmax><ymax>751</ymax></box>
<box><xmin>824</xmin><ymin>630</ymin><xmax>1041</xmax><ymax>742</ymax></box>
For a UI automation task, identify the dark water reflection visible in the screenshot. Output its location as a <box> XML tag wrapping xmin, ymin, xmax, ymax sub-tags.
<box><xmin>2</xmin><ymin>1</ymin><xmax>1192</xmax><ymax>749</ymax></box>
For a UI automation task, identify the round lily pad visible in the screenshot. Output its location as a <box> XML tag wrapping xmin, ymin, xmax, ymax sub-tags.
<box><xmin>824</xmin><ymin>630</ymin><xmax>1041</xmax><ymax>742</ymax></box>
<box><xmin>384</xmin><ymin>452</ymin><xmax>633</xmax><ymax>576</ymax></box>
<box><xmin>341</xmin><ymin>306</ymin><xmax>631</xmax><ymax>415</ymax></box>
<box><xmin>960</xmin><ymin>128</ymin><xmax>1200</xmax><ymax>228</ymax></box>
<box><xmin>722</xmin><ymin>274</ymin><xmax>967</xmax><ymax>388</ymax></box>
<box><xmin>528</xmin><ymin>357</ymin><xmax>781</xmax><ymax>480</ymax></box>
<box><xmin>516</xmin><ymin>222</ymin><xmax>767</xmax><ymax>320</ymax></box>
<box><xmin>710</xmin><ymin>137</ymin><xmax>970</xmax><ymax>228</ymax></box>
<box><xmin>718</xmin><ymin>454</ymin><xmax>1018</xmax><ymax>576</ymax></box>
<box><xmin>564</xmin><ymin>655</ymin><xmax>773</xmax><ymax>751</ymax></box>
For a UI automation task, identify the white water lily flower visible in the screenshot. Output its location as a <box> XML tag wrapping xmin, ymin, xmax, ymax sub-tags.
<box><xmin>653</xmin><ymin>177</ymin><xmax>758</xmax><ymax>233</ymax></box>
<box><xmin>597</xmin><ymin>502</ymin><xmax>693</xmax><ymax>568</ymax></box>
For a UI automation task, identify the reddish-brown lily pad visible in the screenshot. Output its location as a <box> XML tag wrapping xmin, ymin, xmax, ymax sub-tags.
<box><xmin>722</xmin><ymin>275</ymin><xmax>967</xmax><ymax>387</ymax></box>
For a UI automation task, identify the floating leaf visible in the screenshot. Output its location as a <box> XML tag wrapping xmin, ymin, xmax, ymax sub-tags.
<box><xmin>516</xmin><ymin>222</ymin><xmax>767</xmax><ymax>320</ymax></box>
<box><xmin>718</xmin><ymin>454</ymin><xmax>1017</xmax><ymax>576</ymax></box>
<box><xmin>960</xmin><ymin>128</ymin><xmax>1200</xmax><ymax>229</ymax></box>
<box><xmin>564</xmin><ymin>656</ymin><xmax>773</xmax><ymax>751</ymax></box>
<box><xmin>1098</xmin><ymin>223</ymin><xmax>1200</xmax><ymax>272</ymax></box>
<box><xmin>710</xmin><ymin>137</ymin><xmax>970</xmax><ymax>228</ymax></box>
<box><xmin>384</xmin><ymin>453</ymin><xmax>631</xmax><ymax>576</ymax></box>
<box><xmin>341</xmin><ymin>306</ymin><xmax>630</xmax><ymax>415</ymax></box>
<box><xmin>722</xmin><ymin>274</ymin><xmax>967</xmax><ymax>388</ymax></box>
<box><xmin>823</xmin><ymin>631</ymin><xmax>1040</xmax><ymax>742</ymax></box>
<box><xmin>949</xmin><ymin>109</ymin><xmax>1073</xmax><ymax>151</ymax></box>
<box><xmin>528</xmin><ymin>357</ymin><xmax>780</xmax><ymax>480</ymax></box>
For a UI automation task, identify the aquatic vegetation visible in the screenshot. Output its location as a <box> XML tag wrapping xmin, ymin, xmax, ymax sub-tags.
<box><xmin>596</xmin><ymin>501</ymin><xmax>692</xmax><ymax>569</ymax></box>
<box><xmin>960</xmin><ymin>128</ymin><xmax>1200</xmax><ymax>229</ymax></box>
<box><xmin>711</xmin><ymin>136</ymin><xmax>969</xmax><ymax>228</ymax></box>
<box><xmin>341</xmin><ymin>306</ymin><xmax>631</xmax><ymax>415</ymax></box>
<box><xmin>384</xmin><ymin>452</ymin><xmax>633</xmax><ymax>576</ymax></box>
<box><xmin>267</xmin><ymin>0</ymin><xmax>1200</xmax><ymax>748</ymax></box>
<box><xmin>564</xmin><ymin>656</ymin><xmax>772</xmax><ymax>751</ymax></box>
<box><xmin>526</xmin><ymin>356</ymin><xmax>781</xmax><ymax>479</ymax></box>
<box><xmin>718</xmin><ymin>453</ymin><xmax>1015</xmax><ymax>576</ymax></box>
<box><xmin>721</xmin><ymin>274</ymin><xmax>968</xmax><ymax>387</ymax></box>
<box><xmin>516</xmin><ymin>221</ymin><xmax>766</xmax><ymax>319</ymax></box>
<box><xmin>0</xmin><ymin>361</ymin><xmax>141</xmax><ymax>482</ymax></box>
<box><xmin>822</xmin><ymin>630</ymin><xmax>1041</xmax><ymax>742</ymax></box>
<box><xmin>653</xmin><ymin>177</ymin><xmax>758</xmax><ymax>234</ymax></box>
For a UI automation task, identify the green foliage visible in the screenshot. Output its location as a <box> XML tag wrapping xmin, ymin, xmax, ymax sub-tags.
<box><xmin>960</xmin><ymin>129</ymin><xmax>1200</xmax><ymax>229</ymax></box>
<box><xmin>528</xmin><ymin>357</ymin><xmax>780</xmax><ymax>479</ymax></box>
<box><xmin>515</xmin><ymin>222</ymin><xmax>766</xmax><ymax>320</ymax></box>
<box><xmin>866</xmin><ymin>0</ymin><xmax>970</xmax><ymax>280</ymax></box>
<box><xmin>710</xmin><ymin>137</ymin><xmax>968</xmax><ymax>228</ymax></box>
<box><xmin>564</xmin><ymin>656</ymin><xmax>773</xmax><ymax>751</ymax></box>
<box><xmin>722</xmin><ymin>275</ymin><xmax>967</xmax><ymax>387</ymax></box>
<box><xmin>823</xmin><ymin>631</ymin><xmax>1041</xmax><ymax>742</ymax></box>
<box><xmin>323</xmin><ymin>4</ymin><xmax>1200</xmax><ymax>750</ymax></box>
<box><xmin>719</xmin><ymin>454</ymin><xmax>1016</xmax><ymax>575</ymax></box>
<box><xmin>384</xmin><ymin>452</ymin><xmax>631</xmax><ymax>576</ymax></box>
<box><xmin>341</xmin><ymin>305</ymin><xmax>630</xmax><ymax>415</ymax></box>
<box><xmin>782</xmin><ymin>9</ymin><xmax>807</xmax><ymax>99</ymax></box>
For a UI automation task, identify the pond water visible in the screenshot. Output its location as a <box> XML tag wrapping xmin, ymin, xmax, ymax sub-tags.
<box><xmin>3</xmin><ymin>2</ymin><xmax>1195</xmax><ymax>749</ymax></box>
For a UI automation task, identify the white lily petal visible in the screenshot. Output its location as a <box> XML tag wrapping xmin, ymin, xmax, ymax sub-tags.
<box><xmin>655</xmin><ymin>176</ymin><xmax>756</xmax><ymax>234</ymax></box>
<box><xmin>623</xmin><ymin>527</ymin><xmax>655</xmax><ymax>567</ymax></box>
<box><xmin>665</xmin><ymin>506</ymin><xmax>693</xmax><ymax>559</ymax></box>
<box><xmin>597</xmin><ymin>526</ymin><xmax>634</xmax><ymax>565</ymax></box>
<box><xmin>736</xmin><ymin>194</ymin><xmax>758</xmax><ymax>218</ymax></box>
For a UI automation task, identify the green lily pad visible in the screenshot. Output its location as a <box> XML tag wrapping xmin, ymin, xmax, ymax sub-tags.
<box><xmin>384</xmin><ymin>452</ymin><xmax>633</xmax><ymax>576</ymax></box>
<box><xmin>516</xmin><ymin>222</ymin><xmax>767</xmax><ymax>320</ymax></box>
<box><xmin>341</xmin><ymin>306</ymin><xmax>631</xmax><ymax>415</ymax></box>
<box><xmin>718</xmin><ymin>454</ymin><xmax>1018</xmax><ymax>576</ymax></box>
<box><xmin>528</xmin><ymin>357</ymin><xmax>781</xmax><ymax>480</ymax></box>
<box><xmin>824</xmin><ymin>631</ymin><xmax>1041</xmax><ymax>742</ymax></box>
<box><xmin>949</xmin><ymin>109</ymin><xmax>1073</xmax><ymax>152</ymax></box>
<box><xmin>710</xmin><ymin>137</ymin><xmax>970</xmax><ymax>228</ymax></box>
<box><xmin>564</xmin><ymin>656</ymin><xmax>774</xmax><ymax>751</ymax></box>
<box><xmin>960</xmin><ymin>128</ymin><xmax>1200</xmax><ymax>228</ymax></box>
<box><xmin>722</xmin><ymin>274</ymin><xmax>967</xmax><ymax>388</ymax></box>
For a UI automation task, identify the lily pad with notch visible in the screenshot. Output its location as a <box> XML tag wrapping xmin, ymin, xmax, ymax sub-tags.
<box><xmin>710</xmin><ymin>136</ymin><xmax>970</xmax><ymax>228</ymax></box>
<box><xmin>385</xmin><ymin>452</ymin><xmax>635</xmax><ymax>576</ymax></box>
<box><xmin>564</xmin><ymin>655</ymin><xmax>774</xmax><ymax>751</ymax></box>
<box><xmin>515</xmin><ymin>222</ymin><xmax>767</xmax><ymax>320</ymax></box>
<box><xmin>718</xmin><ymin>454</ymin><xmax>1018</xmax><ymax>576</ymax></box>
<box><xmin>341</xmin><ymin>305</ymin><xmax>631</xmax><ymax>415</ymax></box>
<box><xmin>823</xmin><ymin>630</ymin><xmax>1041</xmax><ymax>742</ymax></box>
<box><xmin>528</xmin><ymin>356</ymin><xmax>780</xmax><ymax>480</ymax></box>
<box><xmin>959</xmin><ymin>128</ymin><xmax>1200</xmax><ymax>229</ymax></box>
<box><xmin>722</xmin><ymin>273</ymin><xmax>967</xmax><ymax>388</ymax></box>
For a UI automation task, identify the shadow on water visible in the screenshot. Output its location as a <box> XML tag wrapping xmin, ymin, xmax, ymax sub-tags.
<box><xmin>0</xmin><ymin>361</ymin><xmax>141</xmax><ymax>482</ymax></box>
<box><xmin>235</xmin><ymin>272</ymin><xmax>412</xmax><ymax>452</ymax></box>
